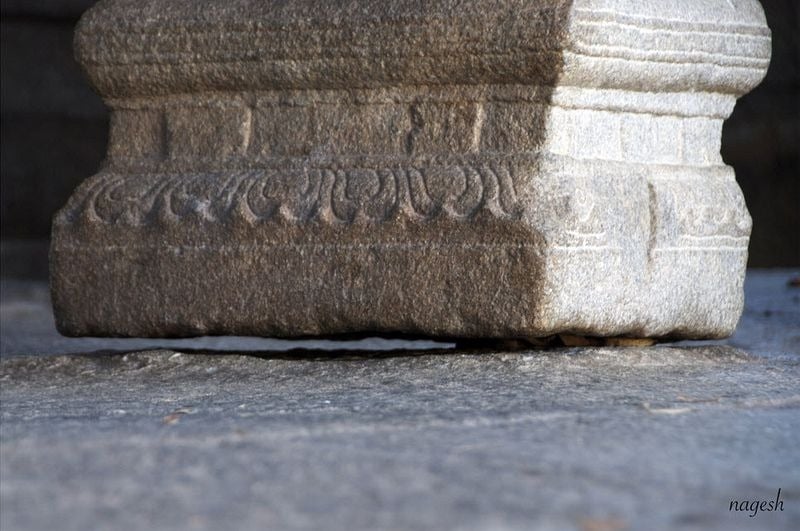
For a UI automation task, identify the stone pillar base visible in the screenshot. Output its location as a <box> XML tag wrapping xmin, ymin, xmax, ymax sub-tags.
<box><xmin>51</xmin><ymin>0</ymin><xmax>771</xmax><ymax>339</ymax></box>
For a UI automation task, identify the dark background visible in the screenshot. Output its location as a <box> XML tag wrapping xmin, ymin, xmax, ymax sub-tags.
<box><xmin>1</xmin><ymin>0</ymin><xmax>798</xmax><ymax>278</ymax></box>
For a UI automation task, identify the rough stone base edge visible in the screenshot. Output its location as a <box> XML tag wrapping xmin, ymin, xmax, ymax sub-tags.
<box><xmin>50</xmin><ymin>222</ymin><xmax>745</xmax><ymax>340</ymax></box>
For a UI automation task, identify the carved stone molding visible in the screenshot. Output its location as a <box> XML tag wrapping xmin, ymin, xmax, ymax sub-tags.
<box><xmin>51</xmin><ymin>0</ymin><xmax>771</xmax><ymax>339</ymax></box>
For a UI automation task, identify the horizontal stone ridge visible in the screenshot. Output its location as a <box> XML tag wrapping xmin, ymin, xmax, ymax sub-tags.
<box><xmin>55</xmin><ymin>158</ymin><xmax>750</xmax><ymax>256</ymax></box>
<box><xmin>55</xmin><ymin>157</ymin><xmax>530</xmax><ymax>226</ymax></box>
<box><xmin>75</xmin><ymin>0</ymin><xmax>571</xmax><ymax>97</ymax></box>
<box><xmin>75</xmin><ymin>0</ymin><xmax>769</xmax><ymax>97</ymax></box>
<box><xmin>98</xmin><ymin>86</ymin><xmax>733</xmax><ymax>170</ymax></box>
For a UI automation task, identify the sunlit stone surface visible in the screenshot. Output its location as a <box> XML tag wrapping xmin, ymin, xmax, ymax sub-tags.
<box><xmin>51</xmin><ymin>0</ymin><xmax>771</xmax><ymax>339</ymax></box>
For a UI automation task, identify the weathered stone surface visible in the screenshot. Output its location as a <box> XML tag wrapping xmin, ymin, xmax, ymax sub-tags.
<box><xmin>5</xmin><ymin>270</ymin><xmax>798</xmax><ymax>358</ymax></box>
<box><xmin>51</xmin><ymin>0</ymin><xmax>772</xmax><ymax>339</ymax></box>
<box><xmin>1</xmin><ymin>271</ymin><xmax>799</xmax><ymax>531</ymax></box>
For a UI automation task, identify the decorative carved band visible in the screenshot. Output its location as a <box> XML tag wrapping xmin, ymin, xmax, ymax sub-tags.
<box><xmin>61</xmin><ymin>159</ymin><xmax>527</xmax><ymax>226</ymax></box>
<box><xmin>58</xmin><ymin>154</ymin><xmax>750</xmax><ymax>259</ymax></box>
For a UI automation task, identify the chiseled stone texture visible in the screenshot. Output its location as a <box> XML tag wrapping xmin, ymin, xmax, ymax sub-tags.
<box><xmin>51</xmin><ymin>0</ymin><xmax>772</xmax><ymax>339</ymax></box>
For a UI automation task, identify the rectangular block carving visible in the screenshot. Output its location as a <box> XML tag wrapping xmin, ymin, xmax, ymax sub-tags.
<box><xmin>51</xmin><ymin>0</ymin><xmax>771</xmax><ymax>340</ymax></box>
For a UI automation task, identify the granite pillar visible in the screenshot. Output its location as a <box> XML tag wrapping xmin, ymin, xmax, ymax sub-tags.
<box><xmin>51</xmin><ymin>0</ymin><xmax>772</xmax><ymax>339</ymax></box>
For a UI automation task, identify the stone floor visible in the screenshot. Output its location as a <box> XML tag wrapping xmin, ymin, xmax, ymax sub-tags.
<box><xmin>1</xmin><ymin>270</ymin><xmax>798</xmax><ymax>531</ymax></box>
